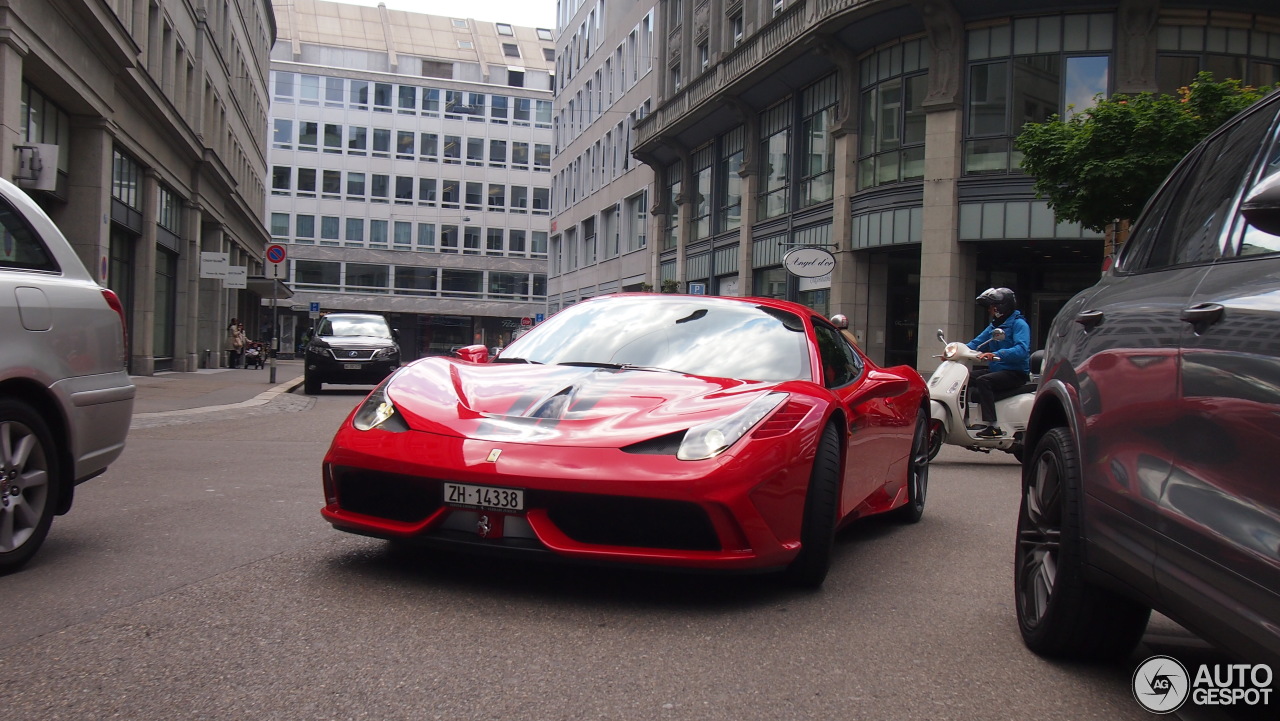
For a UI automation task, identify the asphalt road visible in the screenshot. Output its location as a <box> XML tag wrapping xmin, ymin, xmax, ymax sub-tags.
<box><xmin>0</xmin><ymin>389</ymin><xmax>1263</xmax><ymax>720</ymax></box>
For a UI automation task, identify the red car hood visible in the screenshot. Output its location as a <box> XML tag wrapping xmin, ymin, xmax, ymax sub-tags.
<box><xmin>384</xmin><ymin>357</ymin><xmax>784</xmax><ymax>447</ymax></box>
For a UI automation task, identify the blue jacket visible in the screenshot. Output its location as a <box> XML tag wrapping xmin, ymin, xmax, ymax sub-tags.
<box><xmin>967</xmin><ymin>310</ymin><xmax>1031</xmax><ymax>374</ymax></box>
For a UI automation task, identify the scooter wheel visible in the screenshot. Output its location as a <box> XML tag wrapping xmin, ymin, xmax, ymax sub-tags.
<box><xmin>926</xmin><ymin>418</ymin><xmax>945</xmax><ymax>462</ymax></box>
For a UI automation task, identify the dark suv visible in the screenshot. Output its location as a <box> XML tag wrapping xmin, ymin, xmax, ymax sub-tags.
<box><xmin>1016</xmin><ymin>89</ymin><xmax>1280</xmax><ymax>666</ymax></box>
<box><xmin>303</xmin><ymin>313</ymin><xmax>400</xmax><ymax>394</ymax></box>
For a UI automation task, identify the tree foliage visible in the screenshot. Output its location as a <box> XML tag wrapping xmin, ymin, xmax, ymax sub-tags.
<box><xmin>1016</xmin><ymin>73</ymin><xmax>1274</xmax><ymax>233</ymax></box>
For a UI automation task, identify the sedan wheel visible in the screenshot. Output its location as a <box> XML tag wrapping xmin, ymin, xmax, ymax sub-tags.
<box><xmin>894</xmin><ymin>407</ymin><xmax>929</xmax><ymax>523</ymax></box>
<box><xmin>0</xmin><ymin>400</ymin><xmax>58</xmax><ymax>573</ymax></box>
<box><xmin>783</xmin><ymin>422</ymin><xmax>842</xmax><ymax>589</ymax></box>
<box><xmin>1015</xmin><ymin>427</ymin><xmax>1150</xmax><ymax>659</ymax></box>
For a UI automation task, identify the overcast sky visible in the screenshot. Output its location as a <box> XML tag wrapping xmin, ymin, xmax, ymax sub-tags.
<box><xmin>336</xmin><ymin>0</ymin><xmax>558</xmax><ymax>30</ymax></box>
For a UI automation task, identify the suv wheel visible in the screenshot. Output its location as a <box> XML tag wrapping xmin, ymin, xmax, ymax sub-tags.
<box><xmin>1015</xmin><ymin>427</ymin><xmax>1150</xmax><ymax>659</ymax></box>
<box><xmin>0</xmin><ymin>399</ymin><xmax>59</xmax><ymax>573</ymax></box>
<box><xmin>304</xmin><ymin>373</ymin><xmax>321</xmax><ymax>395</ymax></box>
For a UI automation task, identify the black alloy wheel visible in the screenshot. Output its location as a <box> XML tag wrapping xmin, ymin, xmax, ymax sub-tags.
<box><xmin>893</xmin><ymin>407</ymin><xmax>930</xmax><ymax>523</ymax></box>
<box><xmin>0</xmin><ymin>399</ymin><xmax>59</xmax><ymax>573</ymax></box>
<box><xmin>1015</xmin><ymin>427</ymin><xmax>1150</xmax><ymax>660</ymax></box>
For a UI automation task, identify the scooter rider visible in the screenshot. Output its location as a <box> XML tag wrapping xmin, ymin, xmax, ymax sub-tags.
<box><xmin>966</xmin><ymin>287</ymin><xmax>1031</xmax><ymax>439</ymax></box>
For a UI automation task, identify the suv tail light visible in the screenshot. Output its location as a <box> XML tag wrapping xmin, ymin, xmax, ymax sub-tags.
<box><xmin>101</xmin><ymin>288</ymin><xmax>129</xmax><ymax>367</ymax></box>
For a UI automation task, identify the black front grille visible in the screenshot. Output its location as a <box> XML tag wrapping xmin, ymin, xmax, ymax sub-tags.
<box><xmin>537</xmin><ymin>492</ymin><xmax>721</xmax><ymax>551</ymax></box>
<box><xmin>333</xmin><ymin>467</ymin><xmax>440</xmax><ymax>523</ymax></box>
<box><xmin>333</xmin><ymin>467</ymin><xmax>721</xmax><ymax>551</ymax></box>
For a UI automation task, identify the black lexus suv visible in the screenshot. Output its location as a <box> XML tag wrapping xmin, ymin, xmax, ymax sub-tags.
<box><xmin>304</xmin><ymin>313</ymin><xmax>400</xmax><ymax>394</ymax></box>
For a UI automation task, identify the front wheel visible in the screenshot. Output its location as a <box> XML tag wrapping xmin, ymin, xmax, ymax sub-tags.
<box><xmin>783</xmin><ymin>422</ymin><xmax>842</xmax><ymax>589</ymax></box>
<box><xmin>304</xmin><ymin>373</ymin><xmax>321</xmax><ymax>395</ymax></box>
<box><xmin>1015</xmin><ymin>427</ymin><xmax>1150</xmax><ymax>659</ymax></box>
<box><xmin>0</xmin><ymin>399</ymin><xmax>60</xmax><ymax>574</ymax></box>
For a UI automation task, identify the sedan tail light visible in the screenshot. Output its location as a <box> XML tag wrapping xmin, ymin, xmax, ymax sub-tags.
<box><xmin>101</xmin><ymin>288</ymin><xmax>129</xmax><ymax>367</ymax></box>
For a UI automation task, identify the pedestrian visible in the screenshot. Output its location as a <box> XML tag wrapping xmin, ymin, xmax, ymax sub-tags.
<box><xmin>226</xmin><ymin>317</ymin><xmax>242</xmax><ymax>368</ymax></box>
<box><xmin>236</xmin><ymin>323</ymin><xmax>251</xmax><ymax>367</ymax></box>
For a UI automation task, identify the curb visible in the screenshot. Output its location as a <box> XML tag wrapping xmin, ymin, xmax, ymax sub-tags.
<box><xmin>131</xmin><ymin>374</ymin><xmax>306</xmax><ymax>420</ymax></box>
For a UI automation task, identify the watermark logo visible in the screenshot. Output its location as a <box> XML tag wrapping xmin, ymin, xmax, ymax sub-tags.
<box><xmin>1133</xmin><ymin>656</ymin><xmax>1190</xmax><ymax>713</ymax></box>
<box><xmin>1133</xmin><ymin>656</ymin><xmax>1273</xmax><ymax>714</ymax></box>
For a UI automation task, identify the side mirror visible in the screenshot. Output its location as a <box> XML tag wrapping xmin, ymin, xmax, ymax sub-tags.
<box><xmin>1242</xmin><ymin>172</ymin><xmax>1280</xmax><ymax>237</ymax></box>
<box><xmin>936</xmin><ymin>329</ymin><xmax>946</xmax><ymax>343</ymax></box>
<box><xmin>455</xmin><ymin>344</ymin><xmax>490</xmax><ymax>363</ymax></box>
<box><xmin>391</xmin><ymin>328</ymin><xmax>401</xmax><ymax>341</ymax></box>
<box><xmin>992</xmin><ymin>328</ymin><xmax>1006</xmax><ymax>341</ymax></box>
<box><xmin>830</xmin><ymin>314</ymin><xmax>849</xmax><ymax>330</ymax></box>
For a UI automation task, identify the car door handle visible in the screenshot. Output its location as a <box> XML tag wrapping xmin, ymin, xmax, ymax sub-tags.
<box><xmin>1181</xmin><ymin>302</ymin><xmax>1225</xmax><ymax>332</ymax></box>
<box><xmin>1074</xmin><ymin>310</ymin><xmax>1104</xmax><ymax>329</ymax></box>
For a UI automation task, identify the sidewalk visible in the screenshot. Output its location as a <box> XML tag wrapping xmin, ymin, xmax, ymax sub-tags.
<box><xmin>130</xmin><ymin>359</ymin><xmax>305</xmax><ymax>419</ymax></box>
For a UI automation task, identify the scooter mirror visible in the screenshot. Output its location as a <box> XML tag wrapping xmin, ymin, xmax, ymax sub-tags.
<box><xmin>992</xmin><ymin>328</ymin><xmax>1006</xmax><ymax>341</ymax></box>
<box><xmin>936</xmin><ymin>329</ymin><xmax>946</xmax><ymax>343</ymax></box>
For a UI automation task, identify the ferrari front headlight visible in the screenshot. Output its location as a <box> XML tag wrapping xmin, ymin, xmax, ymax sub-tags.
<box><xmin>677</xmin><ymin>392</ymin><xmax>789</xmax><ymax>461</ymax></box>
<box><xmin>352</xmin><ymin>380</ymin><xmax>408</xmax><ymax>432</ymax></box>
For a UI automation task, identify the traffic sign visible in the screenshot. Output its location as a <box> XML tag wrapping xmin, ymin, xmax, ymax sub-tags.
<box><xmin>520</xmin><ymin>317</ymin><xmax>532</xmax><ymax>326</ymax></box>
<box><xmin>266</xmin><ymin>244</ymin><xmax>287</xmax><ymax>264</ymax></box>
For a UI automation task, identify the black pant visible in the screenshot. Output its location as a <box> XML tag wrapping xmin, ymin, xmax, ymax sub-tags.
<box><xmin>970</xmin><ymin>368</ymin><xmax>1029</xmax><ymax>424</ymax></box>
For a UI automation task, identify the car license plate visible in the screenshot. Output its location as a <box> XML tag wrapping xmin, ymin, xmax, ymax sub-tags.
<box><xmin>343</xmin><ymin>363</ymin><xmax>362</xmax><ymax>369</ymax></box>
<box><xmin>444</xmin><ymin>482</ymin><xmax>524</xmax><ymax>512</ymax></box>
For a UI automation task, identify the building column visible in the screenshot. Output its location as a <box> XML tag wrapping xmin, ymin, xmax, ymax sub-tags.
<box><xmin>200</xmin><ymin>220</ymin><xmax>228</xmax><ymax>366</ymax></box>
<box><xmin>0</xmin><ymin>34</ymin><xmax>29</xmax><ymax>182</ymax></box>
<box><xmin>818</xmin><ymin>36</ymin><xmax>865</xmax><ymax>341</ymax></box>
<box><xmin>62</xmin><ymin>119</ymin><xmax>113</xmax><ymax>282</ymax></box>
<box><xmin>130</xmin><ymin>169</ymin><xmax>160</xmax><ymax>375</ymax></box>
<box><xmin>918</xmin><ymin>105</ymin><xmax>972</xmax><ymax>373</ymax></box>
<box><xmin>726</xmin><ymin>99</ymin><xmax>759</xmax><ymax>297</ymax></box>
<box><xmin>176</xmin><ymin>200</ymin><xmax>203</xmax><ymax>370</ymax></box>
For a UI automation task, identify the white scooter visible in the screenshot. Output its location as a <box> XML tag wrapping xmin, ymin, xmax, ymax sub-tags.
<box><xmin>926</xmin><ymin>329</ymin><xmax>1041</xmax><ymax>462</ymax></box>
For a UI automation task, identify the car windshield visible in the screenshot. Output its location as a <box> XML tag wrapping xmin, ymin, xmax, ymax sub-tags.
<box><xmin>501</xmin><ymin>297</ymin><xmax>810</xmax><ymax>382</ymax></box>
<box><xmin>316</xmin><ymin>316</ymin><xmax>391</xmax><ymax>338</ymax></box>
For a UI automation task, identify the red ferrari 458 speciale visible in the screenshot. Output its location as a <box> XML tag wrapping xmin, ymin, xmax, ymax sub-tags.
<box><xmin>322</xmin><ymin>294</ymin><xmax>930</xmax><ymax>586</ymax></box>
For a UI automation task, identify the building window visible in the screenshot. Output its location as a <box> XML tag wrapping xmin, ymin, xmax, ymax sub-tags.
<box><xmin>691</xmin><ymin>146</ymin><xmax>712</xmax><ymax>240</ymax></box>
<box><xmin>272</xmin><ymin>119</ymin><xmax>292</xmax><ymax>149</ymax></box>
<box><xmin>964</xmin><ymin>14</ymin><xmax>1113</xmax><ymax>175</ymax></box>
<box><xmin>664</xmin><ymin>160</ymin><xmax>682</xmax><ymax>250</ymax></box>
<box><xmin>1155</xmin><ymin>21</ymin><xmax>1280</xmax><ymax>94</ymax></box>
<box><xmin>801</xmin><ymin>74</ymin><xmax>837</xmax><ymax>206</ymax></box>
<box><xmin>717</xmin><ymin>127</ymin><xmax>743</xmax><ymax>232</ymax></box>
<box><xmin>271</xmin><ymin>166</ymin><xmax>291</xmax><ymax>194</ymax></box>
<box><xmin>858</xmin><ymin>39</ymin><xmax>928</xmax><ymax>190</ymax></box>
<box><xmin>503</xmin><ymin>43</ymin><xmax>521</xmax><ymax>58</ymax></box>
<box><xmin>497</xmin><ymin>23</ymin><xmax>514</xmax><ymax>36</ymax></box>
<box><xmin>758</xmin><ymin>101</ymin><xmax>790</xmax><ymax>220</ymax></box>
<box><xmin>112</xmin><ymin>148</ymin><xmax>141</xmax><ymax>209</ymax></box>
<box><xmin>537</xmin><ymin>28</ymin><xmax>553</xmax><ymax>41</ymax></box>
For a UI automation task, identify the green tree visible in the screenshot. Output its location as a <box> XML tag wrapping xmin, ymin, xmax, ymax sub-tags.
<box><xmin>1016</xmin><ymin>72</ymin><xmax>1274</xmax><ymax>233</ymax></box>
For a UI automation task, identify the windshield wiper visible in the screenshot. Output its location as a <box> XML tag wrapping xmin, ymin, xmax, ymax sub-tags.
<box><xmin>556</xmin><ymin>361</ymin><xmax>678</xmax><ymax>373</ymax></box>
<box><xmin>493</xmin><ymin>356</ymin><xmax>541</xmax><ymax>364</ymax></box>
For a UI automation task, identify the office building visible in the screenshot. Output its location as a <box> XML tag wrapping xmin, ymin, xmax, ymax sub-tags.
<box><xmin>269</xmin><ymin>0</ymin><xmax>556</xmax><ymax>357</ymax></box>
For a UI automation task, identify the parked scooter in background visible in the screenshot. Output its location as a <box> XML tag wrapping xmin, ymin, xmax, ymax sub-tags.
<box><xmin>926</xmin><ymin>329</ymin><xmax>1042</xmax><ymax>461</ymax></box>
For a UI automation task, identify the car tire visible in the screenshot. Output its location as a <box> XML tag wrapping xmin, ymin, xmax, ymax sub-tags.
<box><xmin>0</xmin><ymin>399</ymin><xmax>60</xmax><ymax>574</ymax></box>
<box><xmin>893</xmin><ymin>407</ymin><xmax>930</xmax><ymax>523</ymax></box>
<box><xmin>926</xmin><ymin>417</ymin><xmax>945</xmax><ymax>462</ymax></box>
<box><xmin>784</xmin><ymin>422</ymin><xmax>842</xmax><ymax>589</ymax></box>
<box><xmin>1015</xmin><ymin>426</ymin><xmax>1150</xmax><ymax>660</ymax></box>
<box><xmin>304</xmin><ymin>373</ymin><xmax>320</xmax><ymax>395</ymax></box>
